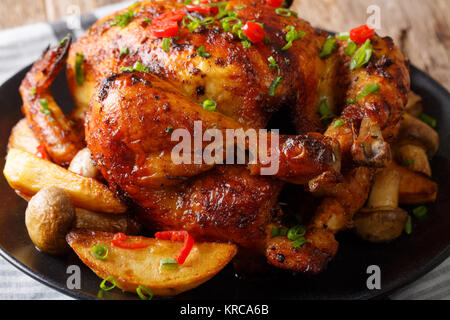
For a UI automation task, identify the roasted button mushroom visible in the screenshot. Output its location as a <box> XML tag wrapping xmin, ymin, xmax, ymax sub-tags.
<box><xmin>354</xmin><ymin>166</ymin><xmax>408</xmax><ymax>243</ymax></box>
<box><xmin>394</xmin><ymin>114</ymin><xmax>439</xmax><ymax>177</ymax></box>
<box><xmin>25</xmin><ymin>186</ymin><xmax>141</xmax><ymax>255</ymax></box>
<box><xmin>25</xmin><ymin>186</ymin><xmax>76</xmax><ymax>254</ymax></box>
<box><xmin>68</xmin><ymin>148</ymin><xmax>99</xmax><ymax>179</ymax></box>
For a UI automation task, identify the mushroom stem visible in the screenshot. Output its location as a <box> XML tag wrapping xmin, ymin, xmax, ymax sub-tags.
<box><xmin>354</xmin><ymin>165</ymin><xmax>407</xmax><ymax>243</ymax></box>
<box><xmin>366</xmin><ymin>167</ymin><xmax>400</xmax><ymax>209</ymax></box>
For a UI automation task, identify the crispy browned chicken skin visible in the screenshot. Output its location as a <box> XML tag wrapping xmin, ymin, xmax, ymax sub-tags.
<box><xmin>19</xmin><ymin>0</ymin><xmax>410</xmax><ymax>273</ymax></box>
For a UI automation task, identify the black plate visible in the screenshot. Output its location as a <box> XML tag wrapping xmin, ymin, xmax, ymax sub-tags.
<box><xmin>0</xmin><ymin>64</ymin><xmax>449</xmax><ymax>300</ymax></box>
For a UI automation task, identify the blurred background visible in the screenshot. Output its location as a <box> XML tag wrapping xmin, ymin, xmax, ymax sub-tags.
<box><xmin>0</xmin><ymin>0</ymin><xmax>448</xmax><ymax>90</ymax></box>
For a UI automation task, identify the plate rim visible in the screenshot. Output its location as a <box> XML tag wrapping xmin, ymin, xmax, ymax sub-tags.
<box><xmin>0</xmin><ymin>63</ymin><xmax>449</xmax><ymax>301</ymax></box>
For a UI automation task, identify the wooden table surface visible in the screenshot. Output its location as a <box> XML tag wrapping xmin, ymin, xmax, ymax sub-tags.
<box><xmin>0</xmin><ymin>0</ymin><xmax>449</xmax><ymax>90</ymax></box>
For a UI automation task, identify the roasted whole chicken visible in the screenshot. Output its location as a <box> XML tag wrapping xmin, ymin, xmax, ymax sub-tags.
<box><xmin>18</xmin><ymin>0</ymin><xmax>410</xmax><ymax>274</ymax></box>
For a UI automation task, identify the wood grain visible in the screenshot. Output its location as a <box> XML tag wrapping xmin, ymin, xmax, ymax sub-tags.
<box><xmin>292</xmin><ymin>0</ymin><xmax>450</xmax><ymax>91</ymax></box>
<box><xmin>0</xmin><ymin>0</ymin><xmax>448</xmax><ymax>90</ymax></box>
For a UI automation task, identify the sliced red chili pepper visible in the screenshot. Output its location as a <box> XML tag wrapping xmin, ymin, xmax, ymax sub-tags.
<box><xmin>185</xmin><ymin>5</ymin><xmax>217</xmax><ymax>15</ymax></box>
<box><xmin>36</xmin><ymin>144</ymin><xmax>50</xmax><ymax>160</ymax></box>
<box><xmin>209</xmin><ymin>7</ymin><xmax>219</xmax><ymax>15</ymax></box>
<box><xmin>242</xmin><ymin>21</ymin><xmax>265</xmax><ymax>43</ymax></box>
<box><xmin>112</xmin><ymin>233</ymin><xmax>150</xmax><ymax>250</ymax></box>
<box><xmin>267</xmin><ymin>0</ymin><xmax>283</xmax><ymax>7</ymax></box>
<box><xmin>155</xmin><ymin>231</ymin><xmax>195</xmax><ymax>264</ymax></box>
<box><xmin>350</xmin><ymin>24</ymin><xmax>375</xmax><ymax>44</ymax></box>
<box><xmin>152</xmin><ymin>10</ymin><xmax>186</xmax><ymax>25</ymax></box>
<box><xmin>150</xmin><ymin>20</ymin><xmax>179</xmax><ymax>38</ymax></box>
<box><xmin>113</xmin><ymin>233</ymin><xmax>127</xmax><ymax>241</ymax></box>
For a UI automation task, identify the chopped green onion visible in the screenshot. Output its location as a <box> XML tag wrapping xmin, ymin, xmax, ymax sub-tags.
<box><xmin>30</xmin><ymin>88</ymin><xmax>36</xmax><ymax>98</ymax></box>
<box><xmin>100</xmin><ymin>276</ymin><xmax>117</xmax><ymax>291</ymax></box>
<box><xmin>143</xmin><ymin>17</ymin><xmax>152</xmax><ymax>24</ymax></box>
<box><xmin>413</xmin><ymin>206</ymin><xmax>428</xmax><ymax>218</ymax></box>
<box><xmin>58</xmin><ymin>34</ymin><xmax>71</xmax><ymax>47</ymax></box>
<box><xmin>344</xmin><ymin>41</ymin><xmax>357</xmax><ymax>56</ymax></box>
<box><xmin>202</xmin><ymin>17</ymin><xmax>215</xmax><ymax>25</ymax></box>
<box><xmin>97</xmin><ymin>289</ymin><xmax>110</xmax><ymax>299</ymax></box>
<box><xmin>75</xmin><ymin>53</ymin><xmax>85</xmax><ymax>86</ymax></box>
<box><xmin>402</xmin><ymin>159</ymin><xmax>414</xmax><ymax>167</ymax></box>
<box><xmin>197</xmin><ymin>45</ymin><xmax>211</xmax><ymax>58</ymax></box>
<box><xmin>287</xmin><ymin>225</ymin><xmax>306</xmax><ymax>241</ymax></box>
<box><xmin>269</xmin><ymin>76</ymin><xmax>284</xmax><ymax>96</ymax></box>
<box><xmin>120</xmin><ymin>47</ymin><xmax>129</xmax><ymax>57</ymax></box>
<box><xmin>268</xmin><ymin>56</ymin><xmax>280</xmax><ymax>75</ymax></box>
<box><xmin>216</xmin><ymin>9</ymin><xmax>234</xmax><ymax>20</ymax></box>
<box><xmin>282</xmin><ymin>26</ymin><xmax>305</xmax><ymax>51</ymax></box>
<box><xmin>166</xmin><ymin>126</ymin><xmax>174</xmax><ymax>134</ymax></box>
<box><xmin>136</xmin><ymin>285</ymin><xmax>154</xmax><ymax>300</ymax></box>
<box><xmin>160</xmin><ymin>258</ymin><xmax>179</xmax><ymax>270</ymax></box>
<box><xmin>334</xmin><ymin>119</ymin><xmax>346</xmax><ymax>129</ymax></box>
<box><xmin>357</xmin><ymin>84</ymin><xmax>380</xmax><ymax>100</ymax></box>
<box><xmin>184</xmin><ymin>14</ymin><xmax>216</xmax><ymax>32</ymax></box>
<box><xmin>291</xmin><ymin>237</ymin><xmax>307</xmax><ymax>249</ymax></box>
<box><xmin>264</xmin><ymin>37</ymin><xmax>271</xmax><ymax>44</ymax></box>
<box><xmin>241</xmin><ymin>40</ymin><xmax>252</xmax><ymax>48</ymax></box>
<box><xmin>120</xmin><ymin>61</ymin><xmax>150</xmax><ymax>73</ymax></box>
<box><xmin>419</xmin><ymin>113</ymin><xmax>437</xmax><ymax>128</ymax></box>
<box><xmin>275</xmin><ymin>8</ymin><xmax>298</xmax><ymax>17</ymax></box>
<box><xmin>347</xmin><ymin>98</ymin><xmax>355</xmax><ymax>104</ymax></box>
<box><xmin>39</xmin><ymin>99</ymin><xmax>53</xmax><ymax>121</ymax></box>
<box><xmin>319</xmin><ymin>37</ymin><xmax>337</xmax><ymax>59</ymax></box>
<box><xmin>133</xmin><ymin>61</ymin><xmax>150</xmax><ymax>72</ymax></box>
<box><xmin>203</xmin><ymin>99</ymin><xmax>217</xmax><ymax>111</ymax></box>
<box><xmin>221</xmin><ymin>16</ymin><xmax>241</xmax><ymax>32</ymax></box>
<box><xmin>91</xmin><ymin>245</ymin><xmax>109</xmax><ymax>260</ymax></box>
<box><xmin>111</xmin><ymin>10</ymin><xmax>136</xmax><ymax>28</ymax></box>
<box><xmin>335</xmin><ymin>32</ymin><xmax>350</xmax><ymax>41</ymax></box>
<box><xmin>162</xmin><ymin>38</ymin><xmax>171</xmax><ymax>52</ymax></box>
<box><xmin>405</xmin><ymin>215</ymin><xmax>412</xmax><ymax>235</ymax></box>
<box><xmin>234</xmin><ymin>4</ymin><xmax>247</xmax><ymax>10</ymax></box>
<box><xmin>268</xmin><ymin>56</ymin><xmax>277</xmax><ymax>69</ymax></box>
<box><xmin>318</xmin><ymin>98</ymin><xmax>332</xmax><ymax>118</ymax></box>
<box><xmin>350</xmin><ymin>39</ymin><xmax>373</xmax><ymax>70</ymax></box>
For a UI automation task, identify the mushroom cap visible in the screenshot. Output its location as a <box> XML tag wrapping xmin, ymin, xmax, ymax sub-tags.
<box><xmin>397</xmin><ymin>114</ymin><xmax>439</xmax><ymax>157</ymax></box>
<box><xmin>354</xmin><ymin>207</ymin><xmax>408</xmax><ymax>243</ymax></box>
<box><xmin>25</xmin><ymin>186</ymin><xmax>76</xmax><ymax>254</ymax></box>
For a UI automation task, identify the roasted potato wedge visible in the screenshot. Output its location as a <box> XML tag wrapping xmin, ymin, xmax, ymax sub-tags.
<box><xmin>393</xmin><ymin>163</ymin><xmax>438</xmax><ymax>204</ymax></box>
<box><xmin>67</xmin><ymin>230</ymin><xmax>238</xmax><ymax>296</ymax></box>
<box><xmin>8</xmin><ymin>118</ymin><xmax>39</xmax><ymax>154</ymax></box>
<box><xmin>3</xmin><ymin>149</ymin><xmax>126</xmax><ymax>214</ymax></box>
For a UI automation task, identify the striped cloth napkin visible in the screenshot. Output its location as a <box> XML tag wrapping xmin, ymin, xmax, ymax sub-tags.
<box><xmin>0</xmin><ymin>1</ymin><xmax>449</xmax><ymax>301</ymax></box>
